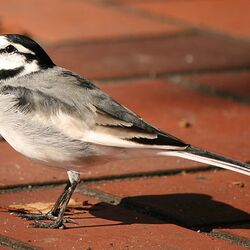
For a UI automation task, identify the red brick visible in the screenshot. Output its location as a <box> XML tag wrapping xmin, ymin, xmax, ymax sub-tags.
<box><xmin>129</xmin><ymin>0</ymin><xmax>250</xmax><ymax>38</ymax></box>
<box><xmin>0</xmin><ymin>189</ymin><xmax>246</xmax><ymax>250</ymax></box>
<box><xmin>1</xmin><ymin>80</ymin><xmax>250</xmax><ymax>187</ymax></box>
<box><xmin>90</xmin><ymin>171</ymin><xmax>250</xmax><ymax>227</ymax></box>
<box><xmin>183</xmin><ymin>72</ymin><xmax>250</xmax><ymax>99</ymax></box>
<box><xmin>0</xmin><ymin>0</ymin><xmax>183</xmax><ymax>44</ymax></box>
<box><xmin>47</xmin><ymin>34</ymin><xmax>250</xmax><ymax>80</ymax></box>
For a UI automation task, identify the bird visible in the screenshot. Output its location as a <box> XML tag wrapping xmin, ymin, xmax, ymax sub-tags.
<box><xmin>0</xmin><ymin>34</ymin><xmax>249</xmax><ymax>229</ymax></box>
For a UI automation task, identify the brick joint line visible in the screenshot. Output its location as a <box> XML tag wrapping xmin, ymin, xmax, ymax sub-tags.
<box><xmin>108</xmin><ymin>1</ymin><xmax>250</xmax><ymax>44</ymax></box>
<box><xmin>78</xmin><ymin>185</ymin><xmax>250</xmax><ymax>247</ymax></box>
<box><xmin>96</xmin><ymin>67</ymin><xmax>250</xmax><ymax>106</ymax></box>
<box><xmin>168</xmin><ymin>76</ymin><xmax>250</xmax><ymax>105</ymax></box>
<box><xmin>96</xmin><ymin>66</ymin><xmax>250</xmax><ymax>93</ymax></box>
<box><xmin>0</xmin><ymin>234</ymin><xmax>41</xmax><ymax>250</ymax></box>
<box><xmin>48</xmin><ymin>29</ymin><xmax>197</xmax><ymax>48</ymax></box>
<box><xmin>0</xmin><ymin>165</ymin><xmax>224</xmax><ymax>194</ymax></box>
<box><xmin>208</xmin><ymin>230</ymin><xmax>250</xmax><ymax>248</ymax></box>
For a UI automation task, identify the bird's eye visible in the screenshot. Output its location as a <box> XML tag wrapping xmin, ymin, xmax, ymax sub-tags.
<box><xmin>5</xmin><ymin>45</ymin><xmax>18</xmax><ymax>53</ymax></box>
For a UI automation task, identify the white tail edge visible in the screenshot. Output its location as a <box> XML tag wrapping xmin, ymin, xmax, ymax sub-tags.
<box><xmin>158</xmin><ymin>146</ymin><xmax>250</xmax><ymax>176</ymax></box>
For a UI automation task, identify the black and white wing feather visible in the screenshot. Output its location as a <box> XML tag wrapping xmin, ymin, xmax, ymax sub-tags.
<box><xmin>1</xmin><ymin>67</ymin><xmax>249</xmax><ymax>176</ymax></box>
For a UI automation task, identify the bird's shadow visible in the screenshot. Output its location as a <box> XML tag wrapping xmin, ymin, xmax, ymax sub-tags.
<box><xmin>71</xmin><ymin>193</ymin><xmax>250</xmax><ymax>232</ymax></box>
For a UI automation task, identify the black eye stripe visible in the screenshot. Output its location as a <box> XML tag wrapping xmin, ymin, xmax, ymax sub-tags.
<box><xmin>5</xmin><ymin>45</ymin><xmax>17</xmax><ymax>53</ymax></box>
<box><xmin>0</xmin><ymin>48</ymin><xmax>7</xmax><ymax>54</ymax></box>
<box><xmin>0</xmin><ymin>49</ymin><xmax>36</xmax><ymax>62</ymax></box>
<box><xmin>0</xmin><ymin>66</ymin><xmax>24</xmax><ymax>80</ymax></box>
<box><xmin>0</xmin><ymin>45</ymin><xmax>18</xmax><ymax>54</ymax></box>
<box><xmin>18</xmin><ymin>52</ymin><xmax>37</xmax><ymax>62</ymax></box>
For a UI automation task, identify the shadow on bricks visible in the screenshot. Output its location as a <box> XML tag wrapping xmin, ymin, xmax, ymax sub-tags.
<box><xmin>87</xmin><ymin>193</ymin><xmax>250</xmax><ymax>232</ymax></box>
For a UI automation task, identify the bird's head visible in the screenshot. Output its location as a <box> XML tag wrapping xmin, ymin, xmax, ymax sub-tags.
<box><xmin>0</xmin><ymin>34</ymin><xmax>54</xmax><ymax>80</ymax></box>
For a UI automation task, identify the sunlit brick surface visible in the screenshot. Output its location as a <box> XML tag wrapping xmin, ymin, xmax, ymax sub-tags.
<box><xmin>0</xmin><ymin>1</ymin><xmax>250</xmax><ymax>249</ymax></box>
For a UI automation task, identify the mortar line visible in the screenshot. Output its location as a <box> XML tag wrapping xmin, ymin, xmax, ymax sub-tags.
<box><xmin>0</xmin><ymin>165</ymin><xmax>224</xmax><ymax>194</ymax></box>
<box><xmin>1</xmin><ymin>170</ymin><xmax>250</xmax><ymax>248</ymax></box>
<box><xmin>167</xmin><ymin>76</ymin><xmax>250</xmax><ymax>105</ymax></box>
<box><xmin>0</xmin><ymin>234</ymin><xmax>42</xmax><ymax>250</ymax></box>
<box><xmin>107</xmin><ymin>1</ymin><xmax>250</xmax><ymax>45</ymax></box>
<box><xmin>46</xmin><ymin>29</ymin><xmax>197</xmax><ymax>48</ymax></box>
<box><xmin>95</xmin><ymin>66</ymin><xmax>250</xmax><ymax>84</ymax></box>
<box><xmin>78</xmin><ymin>184</ymin><xmax>250</xmax><ymax>248</ymax></box>
<box><xmin>79</xmin><ymin>184</ymin><xmax>250</xmax><ymax>229</ymax></box>
<box><xmin>208</xmin><ymin>230</ymin><xmax>250</xmax><ymax>249</ymax></box>
<box><xmin>95</xmin><ymin>67</ymin><xmax>250</xmax><ymax>106</ymax></box>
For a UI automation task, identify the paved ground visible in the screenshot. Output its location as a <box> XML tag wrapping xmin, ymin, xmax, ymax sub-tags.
<box><xmin>0</xmin><ymin>0</ymin><xmax>250</xmax><ymax>249</ymax></box>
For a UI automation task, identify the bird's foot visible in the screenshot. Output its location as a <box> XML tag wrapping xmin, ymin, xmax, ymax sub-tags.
<box><xmin>13</xmin><ymin>170</ymin><xmax>80</xmax><ymax>229</ymax></box>
<box><xmin>32</xmin><ymin>219</ymin><xmax>65</xmax><ymax>229</ymax></box>
<box><xmin>16</xmin><ymin>211</ymin><xmax>55</xmax><ymax>221</ymax></box>
<box><xmin>16</xmin><ymin>211</ymin><xmax>76</xmax><ymax>228</ymax></box>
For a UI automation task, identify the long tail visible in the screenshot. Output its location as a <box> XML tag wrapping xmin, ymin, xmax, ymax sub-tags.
<box><xmin>158</xmin><ymin>146</ymin><xmax>250</xmax><ymax>176</ymax></box>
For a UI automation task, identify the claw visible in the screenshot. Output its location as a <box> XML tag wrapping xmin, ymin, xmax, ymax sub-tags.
<box><xmin>16</xmin><ymin>211</ymin><xmax>77</xmax><ymax>227</ymax></box>
<box><xmin>64</xmin><ymin>217</ymin><xmax>78</xmax><ymax>224</ymax></box>
<box><xmin>32</xmin><ymin>220</ymin><xmax>65</xmax><ymax>229</ymax></box>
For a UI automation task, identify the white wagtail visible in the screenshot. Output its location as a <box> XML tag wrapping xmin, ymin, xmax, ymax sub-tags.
<box><xmin>0</xmin><ymin>34</ymin><xmax>249</xmax><ymax>229</ymax></box>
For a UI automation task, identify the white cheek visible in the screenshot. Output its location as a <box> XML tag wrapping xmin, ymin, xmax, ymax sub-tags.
<box><xmin>0</xmin><ymin>53</ymin><xmax>25</xmax><ymax>70</ymax></box>
<box><xmin>0</xmin><ymin>53</ymin><xmax>40</xmax><ymax>75</ymax></box>
<box><xmin>20</xmin><ymin>60</ymin><xmax>40</xmax><ymax>76</ymax></box>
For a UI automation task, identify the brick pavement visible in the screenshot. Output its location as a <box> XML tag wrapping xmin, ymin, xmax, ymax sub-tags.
<box><xmin>0</xmin><ymin>0</ymin><xmax>250</xmax><ymax>249</ymax></box>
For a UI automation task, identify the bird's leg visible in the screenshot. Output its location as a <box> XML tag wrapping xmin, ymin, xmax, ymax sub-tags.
<box><xmin>33</xmin><ymin>170</ymin><xmax>80</xmax><ymax>228</ymax></box>
<box><xmin>18</xmin><ymin>182</ymin><xmax>71</xmax><ymax>221</ymax></box>
<box><xmin>17</xmin><ymin>170</ymin><xmax>80</xmax><ymax>228</ymax></box>
<box><xmin>49</xmin><ymin>182</ymin><xmax>71</xmax><ymax>216</ymax></box>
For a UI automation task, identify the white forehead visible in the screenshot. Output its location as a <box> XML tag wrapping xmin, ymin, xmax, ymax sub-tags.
<box><xmin>0</xmin><ymin>36</ymin><xmax>35</xmax><ymax>55</ymax></box>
